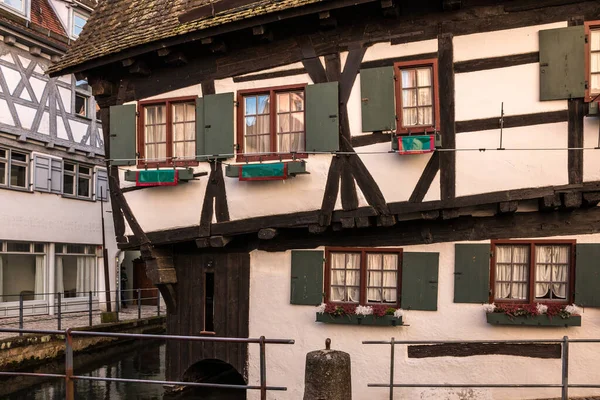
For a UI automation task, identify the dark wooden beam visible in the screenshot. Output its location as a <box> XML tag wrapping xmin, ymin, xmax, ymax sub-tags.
<box><xmin>129</xmin><ymin>61</ymin><xmax>151</xmax><ymax>76</ymax></box>
<box><xmin>408</xmin><ymin>343</ymin><xmax>561</xmax><ymax>359</ymax></box>
<box><xmin>568</xmin><ymin>99</ymin><xmax>584</xmax><ymax>184</ymax></box>
<box><xmin>456</xmin><ymin>110</ymin><xmax>568</xmax><ymax>133</ymax></box>
<box><xmin>157</xmin><ymin>47</ymin><xmax>171</xmax><ymax>57</ymax></box>
<box><xmin>252</xmin><ymin>25</ymin><xmax>266</xmax><ymax>36</ymax></box>
<box><xmin>409</xmin><ymin>152</ymin><xmax>440</xmax><ymax>203</ymax></box>
<box><xmin>121</xmin><ymin>58</ymin><xmax>135</xmax><ymax>67</ymax></box>
<box><xmin>319</xmin><ymin>156</ymin><xmax>343</xmax><ymax>226</ymax></box>
<box><xmin>90</xmin><ymin>80</ymin><xmax>114</xmax><ymax>98</ymax></box>
<box><xmin>498</xmin><ymin>201</ymin><xmax>518</xmax><ymax>214</ymax></box>
<box><xmin>165</xmin><ymin>52</ymin><xmax>188</xmax><ymax>65</ymax></box>
<box><xmin>504</xmin><ymin>0</ymin><xmax>588</xmax><ymax>13</ymax></box>
<box><xmin>258</xmin><ymin>228</ymin><xmax>279</xmax><ymax>240</ymax></box>
<box><xmin>562</xmin><ymin>192</ymin><xmax>582</xmax><ymax>209</ymax></box>
<box><xmin>438</xmin><ymin>33</ymin><xmax>456</xmax><ymax>201</ymax></box>
<box><xmin>539</xmin><ymin>194</ymin><xmax>562</xmax><ymax>211</ymax></box>
<box><xmin>209</xmin><ymin>235</ymin><xmax>232</xmax><ymax>247</ymax></box>
<box><xmin>583</xmin><ymin>191</ymin><xmax>600</xmax><ymax>207</ymax></box>
<box><xmin>351</xmin><ymin>132</ymin><xmax>392</xmax><ymax>147</ymax></box>
<box><xmin>360</xmin><ymin>52</ymin><xmax>438</xmax><ymax>70</ymax></box>
<box><xmin>443</xmin><ymin>0</ymin><xmax>462</xmax><ymax>11</ymax></box>
<box><xmin>454</xmin><ymin>52</ymin><xmax>539</xmax><ymax>74</ymax></box>
<box><xmin>199</xmin><ymin>162</ymin><xmax>218</xmax><ymax>237</ymax></box>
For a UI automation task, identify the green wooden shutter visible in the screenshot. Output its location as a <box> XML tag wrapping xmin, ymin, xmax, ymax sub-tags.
<box><xmin>454</xmin><ymin>244</ymin><xmax>490</xmax><ymax>303</ymax></box>
<box><xmin>109</xmin><ymin>104</ymin><xmax>137</xmax><ymax>166</ymax></box>
<box><xmin>575</xmin><ymin>244</ymin><xmax>600</xmax><ymax>307</ymax></box>
<box><xmin>290</xmin><ymin>250</ymin><xmax>324</xmax><ymax>305</ymax></box>
<box><xmin>401</xmin><ymin>252</ymin><xmax>439</xmax><ymax>311</ymax></box>
<box><xmin>195</xmin><ymin>97</ymin><xmax>205</xmax><ymax>161</ymax></box>
<box><xmin>305</xmin><ymin>82</ymin><xmax>339</xmax><ymax>153</ymax></box>
<box><xmin>360</xmin><ymin>66</ymin><xmax>396</xmax><ymax>132</ymax></box>
<box><xmin>539</xmin><ymin>25</ymin><xmax>585</xmax><ymax>100</ymax></box>
<box><xmin>203</xmin><ymin>93</ymin><xmax>234</xmax><ymax>159</ymax></box>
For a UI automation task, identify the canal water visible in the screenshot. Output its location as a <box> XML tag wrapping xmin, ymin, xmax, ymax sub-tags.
<box><xmin>7</xmin><ymin>342</ymin><xmax>168</xmax><ymax>400</ymax></box>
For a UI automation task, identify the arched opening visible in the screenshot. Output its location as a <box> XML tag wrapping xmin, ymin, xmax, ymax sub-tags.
<box><xmin>167</xmin><ymin>359</ymin><xmax>246</xmax><ymax>400</ymax></box>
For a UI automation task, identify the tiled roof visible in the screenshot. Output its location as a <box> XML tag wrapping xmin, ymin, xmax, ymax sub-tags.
<box><xmin>31</xmin><ymin>0</ymin><xmax>67</xmax><ymax>37</ymax></box>
<box><xmin>48</xmin><ymin>0</ymin><xmax>327</xmax><ymax>75</ymax></box>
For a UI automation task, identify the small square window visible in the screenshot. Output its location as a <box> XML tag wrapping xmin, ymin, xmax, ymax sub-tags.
<box><xmin>66</xmin><ymin>244</ymin><xmax>86</xmax><ymax>254</ymax></box>
<box><xmin>75</xmin><ymin>94</ymin><xmax>88</xmax><ymax>117</ymax></box>
<box><xmin>34</xmin><ymin>243</ymin><xmax>45</xmax><ymax>253</ymax></box>
<box><xmin>72</xmin><ymin>12</ymin><xmax>87</xmax><ymax>37</ymax></box>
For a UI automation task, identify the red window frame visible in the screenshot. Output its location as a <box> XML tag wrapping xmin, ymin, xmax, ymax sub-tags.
<box><xmin>236</xmin><ymin>84</ymin><xmax>308</xmax><ymax>162</ymax></box>
<box><xmin>137</xmin><ymin>96</ymin><xmax>199</xmax><ymax>168</ymax></box>
<box><xmin>585</xmin><ymin>20</ymin><xmax>600</xmax><ymax>103</ymax></box>
<box><xmin>324</xmin><ymin>247</ymin><xmax>403</xmax><ymax>308</ymax></box>
<box><xmin>393</xmin><ymin>59</ymin><xmax>440</xmax><ymax>135</ymax></box>
<box><xmin>489</xmin><ymin>240</ymin><xmax>576</xmax><ymax>305</ymax></box>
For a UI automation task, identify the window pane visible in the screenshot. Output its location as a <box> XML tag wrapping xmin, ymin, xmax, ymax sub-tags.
<box><xmin>418</xmin><ymin>107</ymin><xmax>433</xmax><ymax>125</ymax></box>
<box><xmin>402</xmin><ymin>89</ymin><xmax>417</xmax><ymax>107</ymax></box>
<box><xmin>12</xmin><ymin>152</ymin><xmax>26</xmax><ymax>162</ymax></box>
<box><xmin>185</xmin><ymin>142</ymin><xmax>195</xmax><ymax>159</ymax></box>
<box><xmin>65</xmin><ymin>244</ymin><xmax>86</xmax><ymax>254</ymax></box>
<box><xmin>34</xmin><ymin>243</ymin><xmax>44</xmax><ymax>253</ymax></box>
<box><xmin>290</xmin><ymin>92</ymin><xmax>304</xmax><ymax>111</ymax></box>
<box><xmin>592</xmin><ymin>73</ymin><xmax>600</xmax><ymax>92</ymax></box>
<box><xmin>64</xmin><ymin>163</ymin><xmax>75</xmax><ymax>172</ymax></box>
<box><xmin>417</xmin><ymin>68</ymin><xmax>432</xmax><ymax>87</ymax></box>
<box><xmin>174</xmin><ymin>122</ymin><xmax>185</xmax><ymax>141</ymax></box>
<box><xmin>185</xmin><ymin>122</ymin><xmax>195</xmax><ymax>141</ymax></box>
<box><xmin>156</xmin><ymin>143</ymin><xmax>167</xmax><ymax>160</ymax></box>
<box><xmin>78</xmin><ymin>177</ymin><xmax>90</xmax><ymax>197</ymax></box>
<box><xmin>592</xmin><ymin>30</ymin><xmax>600</xmax><ymax>52</ymax></box>
<box><xmin>0</xmin><ymin>149</ymin><xmax>6</xmax><ymax>159</ymax></box>
<box><xmin>330</xmin><ymin>253</ymin><xmax>361</xmax><ymax>303</ymax></box>
<box><xmin>495</xmin><ymin>245</ymin><xmax>529</xmax><ymax>300</ymax></box>
<box><xmin>291</xmin><ymin>112</ymin><xmax>304</xmax><ymax>132</ymax></box>
<box><xmin>257</xmin><ymin>95</ymin><xmax>270</xmax><ymax>114</ymax></box>
<box><xmin>535</xmin><ymin>245</ymin><xmax>570</xmax><ymax>300</ymax></box>
<box><xmin>418</xmin><ymin>88</ymin><xmax>432</xmax><ymax>106</ymax></box>
<box><xmin>7</xmin><ymin>242</ymin><xmax>30</xmax><ymax>252</ymax></box>
<box><xmin>591</xmin><ymin>53</ymin><xmax>600</xmax><ymax>73</ymax></box>
<box><xmin>401</xmin><ymin>69</ymin><xmax>416</xmax><ymax>88</ymax></box>
<box><xmin>155</xmin><ymin>124</ymin><xmax>166</xmax><ymax>142</ymax></box>
<box><xmin>245</xmin><ymin>135</ymin><xmax>270</xmax><ymax>154</ymax></box>
<box><xmin>0</xmin><ymin>161</ymin><xmax>5</xmax><ymax>185</ymax></box>
<box><xmin>79</xmin><ymin>166</ymin><xmax>90</xmax><ymax>175</ymax></box>
<box><xmin>402</xmin><ymin>108</ymin><xmax>417</xmax><ymax>126</ymax></box>
<box><xmin>4</xmin><ymin>0</ymin><xmax>24</xmax><ymax>12</ymax></box>
<box><xmin>146</xmin><ymin>144</ymin><xmax>155</xmax><ymax>162</ymax></box>
<box><xmin>75</xmin><ymin>95</ymin><xmax>87</xmax><ymax>117</ymax></box>
<box><xmin>63</xmin><ymin>174</ymin><xmax>75</xmax><ymax>195</ymax></box>
<box><xmin>277</xmin><ymin>93</ymin><xmax>290</xmax><ymax>112</ymax></box>
<box><xmin>10</xmin><ymin>164</ymin><xmax>26</xmax><ymax>187</ymax></box>
<box><xmin>278</xmin><ymin>114</ymin><xmax>290</xmax><ymax>133</ymax></box>
<box><xmin>172</xmin><ymin>103</ymin><xmax>185</xmax><ymax>122</ymax></box>
<box><xmin>278</xmin><ymin>133</ymin><xmax>304</xmax><ymax>153</ymax></box>
<box><xmin>76</xmin><ymin>80</ymin><xmax>89</xmax><ymax>91</ymax></box>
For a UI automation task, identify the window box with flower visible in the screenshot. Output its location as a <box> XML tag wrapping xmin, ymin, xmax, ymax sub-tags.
<box><xmin>315</xmin><ymin>303</ymin><xmax>404</xmax><ymax>326</ymax></box>
<box><xmin>484</xmin><ymin>303</ymin><xmax>582</xmax><ymax>327</ymax></box>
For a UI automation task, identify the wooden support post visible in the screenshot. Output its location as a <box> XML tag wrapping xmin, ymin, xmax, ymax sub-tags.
<box><xmin>438</xmin><ymin>33</ymin><xmax>456</xmax><ymax>201</ymax></box>
<box><xmin>539</xmin><ymin>194</ymin><xmax>561</xmax><ymax>211</ymax></box>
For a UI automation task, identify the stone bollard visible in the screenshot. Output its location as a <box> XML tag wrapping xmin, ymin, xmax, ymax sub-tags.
<box><xmin>303</xmin><ymin>339</ymin><xmax>352</xmax><ymax>400</ymax></box>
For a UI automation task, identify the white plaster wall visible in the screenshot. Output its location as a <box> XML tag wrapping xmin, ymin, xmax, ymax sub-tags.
<box><xmin>583</xmin><ymin>117</ymin><xmax>600</xmax><ymax>182</ymax></box>
<box><xmin>455</xmin><ymin>64</ymin><xmax>567</xmax><ymax>121</ymax></box>
<box><xmin>454</xmin><ymin>22</ymin><xmax>567</xmax><ymax>62</ymax></box>
<box><xmin>456</xmin><ymin>122</ymin><xmax>568</xmax><ymax>196</ymax></box>
<box><xmin>247</xmin><ymin>233</ymin><xmax>600</xmax><ymax>400</ymax></box>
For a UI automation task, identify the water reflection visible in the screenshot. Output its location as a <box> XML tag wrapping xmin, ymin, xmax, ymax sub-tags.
<box><xmin>8</xmin><ymin>343</ymin><xmax>166</xmax><ymax>400</ymax></box>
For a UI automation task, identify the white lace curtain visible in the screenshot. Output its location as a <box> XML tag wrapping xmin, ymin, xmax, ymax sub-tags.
<box><xmin>76</xmin><ymin>256</ymin><xmax>96</xmax><ymax>296</ymax></box>
<box><xmin>366</xmin><ymin>253</ymin><xmax>398</xmax><ymax>303</ymax></box>
<box><xmin>495</xmin><ymin>246</ymin><xmax>529</xmax><ymax>300</ymax></box>
<box><xmin>535</xmin><ymin>245</ymin><xmax>568</xmax><ymax>300</ymax></box>
<box><xmin>330</xmin><ymin>253</ymin><xmax>360</xmax><ymax>302</ymax></box>
<box><xmin>34</xmin><ymin>256</ymin><xmax>44</xmax><ymax>300</ymax></box>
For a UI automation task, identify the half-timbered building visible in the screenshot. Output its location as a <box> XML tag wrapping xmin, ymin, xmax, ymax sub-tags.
<box><xmin>49</xmin><ymin>0</ymin><xmax>600</xmax><ymax>398</ymax></box>
<box><xmin>0</xmin><ymin>0</ymin><xmax>117</xmax><ymax>317</ymax></box>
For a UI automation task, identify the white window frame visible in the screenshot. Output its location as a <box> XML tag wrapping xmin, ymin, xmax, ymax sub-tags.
<box><xmin>55</xmin><ymin>243</ymin><xmax>100</xmax><ymax>312</ymax></box>
<box><xmin>0</xmin><ymin>0</ymin><xmax>30</xmax><ymax>19</ymax></box>
<box><xmin>63</xmin><ymin>161</ymin><xmax>93</xmax><ymax>200</ymax></box>
<box><xmin>71</xmin><ymin>10</ymin><xmax>87</xmax><ymax>38</ymax></box>
<box><xmin>0</xmin><ymin>147</ymin><xmax>30</xmax><ymax>191</ymax></box>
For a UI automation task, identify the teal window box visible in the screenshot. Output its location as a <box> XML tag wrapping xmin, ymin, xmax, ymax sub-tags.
<box><xmin>225</xmin><ymin>161</ymin><xmax>307</xmax><ymax>180</ymax></box>
<box><xmin>124</xmin><ymin>168</ymin><xmax>194</xmax><ymax>184</ymax></box>
<box><xmin>486</xmin><ymin>313</ymin><xmax>581</xmax><ymax>327</ymax></box>
<box><xmin>316</xmin><ymin>313</ymin><xmax>403</xmax><ymax>326</ymax></box>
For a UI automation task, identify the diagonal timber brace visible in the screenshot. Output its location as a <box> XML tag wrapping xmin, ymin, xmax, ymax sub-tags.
<box><xmin>109</xmin><ymin>176</ymin><xmax>178</xmax><ymax>312</ymax></box>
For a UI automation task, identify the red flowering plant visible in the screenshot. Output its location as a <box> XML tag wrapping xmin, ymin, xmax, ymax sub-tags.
<box><xmin>316</xmin><ymin>302</ymin><xmax>404</xmax><ymax>319</ymax></box>
<box><xmin>483</xmin><ymin>302</ymin><xmax>581</xmax><ymax>319</ymax></box>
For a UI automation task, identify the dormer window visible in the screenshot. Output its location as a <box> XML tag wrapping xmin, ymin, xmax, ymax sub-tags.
<box><xmin>1</xmin><ymin>0</ymin><xmax>26</xmax><ymax>15</ymax></box>
<box><xmin>72</xmin><ymin>11</ymin><xmax>87</xmax><ymax>37</ymax></box>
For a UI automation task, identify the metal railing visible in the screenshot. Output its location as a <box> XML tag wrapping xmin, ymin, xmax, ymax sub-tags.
<box><xmin>0</xmin><ymin>288</ymin><xmax>163</xmax><ymax>335</ymax></box>
<box><xmin>0</xmin><ymin>327</ymin><xmax>294</xmax><ymax>400</ymax></box>
<box><xmin>363</xmin><ymin>336</ymin><xmax>600</xmax><ymax>400</ymax></box>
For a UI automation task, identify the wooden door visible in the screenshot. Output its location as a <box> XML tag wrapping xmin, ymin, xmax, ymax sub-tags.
<box><xmin>132</xmin><ymin>258</ymin><xmax>158</xmax><ymax>306</ymax></box>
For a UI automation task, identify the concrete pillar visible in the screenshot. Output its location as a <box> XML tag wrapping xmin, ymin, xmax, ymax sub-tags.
<box><xmin>303</xmin><ymin>339</ymin><xmax>352</xmax><ymax>400</ymax></box>
<box><xmin>47</xmin><ymin>243</ymin><xmax>55</xmax><ymax>316</ymax></box>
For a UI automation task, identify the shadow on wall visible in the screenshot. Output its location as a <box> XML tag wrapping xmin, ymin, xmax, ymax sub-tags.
<box><xmin>165</xmin><ymin>358</ymin><xmax>246</xmax><ymax>400</ymax></box>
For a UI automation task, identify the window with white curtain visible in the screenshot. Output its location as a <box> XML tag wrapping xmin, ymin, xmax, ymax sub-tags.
<box><xmin>327</xmin><ymin>249</ymin><xmax>401</xmax><ymax>306</ymax></box>
<box><xmin>55</xmin><ymin>244</ymin><xmax>98</xmax><ymax>298</ymax></box>
<box><xmin>493</xmin><ymin>242</ymin><xmax>573</xmax><ymax>303</ymax></box>
<box><xmin>0</xmin><ymin>241</ymin><xmax>46</xmax><ymax>303</ymax></box>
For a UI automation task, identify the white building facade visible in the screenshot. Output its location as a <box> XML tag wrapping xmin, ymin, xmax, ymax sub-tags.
<box><xmin>0</xmin><ymin>0</ymin><xmax>117</xmax><ymax>316</ymax></box>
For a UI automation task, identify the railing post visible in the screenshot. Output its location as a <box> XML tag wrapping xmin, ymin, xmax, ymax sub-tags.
<box><xmin>116</xmin><ymin>290</ymin><xmax>120</xmax><ymax>322</ymax></box>
<box><xmin>88</xmin><ymin>291</ymin><xmax>93</xmax><ymax>327</ymax></box>
<box><xmin>260</xmin><ymin>335</ymin><xmax>267</xmax><ymax>400</ymax></box>
<box><xmin>18</xmin><ymin>294</ymin><xmax>24</xmax><ymax>336</ymax></box>
<box><xmin>156</xmin><ymin>290</ymin><xmax>161</xmax><ymax>316</ymax></box>
<box><xmin>57</xmin><ymin>292</ymin><xmax>62</xmax><ymax>331</ymax></box>
<box><xmin>562</xmin><ymin>335</ymin><xmax>569</xmax><ymax>400</ymax></box>
<box><xmin>138</xmin><ymin>289</ymin><xmax>142</xmax><ymax>320</ymax></box>
<box><xmin>390</xmin><ymin>337</ymin><xmax>395</xmax><ymax>400</ymax></box>
<box><xmin>65</xmin><ymin>328</ymin><xmax>74</xmax><ymax>400</ymax></box>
